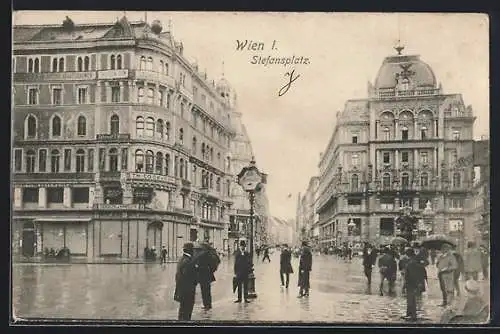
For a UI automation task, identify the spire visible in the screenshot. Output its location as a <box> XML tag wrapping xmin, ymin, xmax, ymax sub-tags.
<box><xmin>222</xmin><ymin>60</ymin><xmax>225</xmax><ymax>78</ymax></box>
<box><xmin>394</xmin><ymin>39</ymin><xmax>405</xmax><ymax>55</ymax></box>
<box><xmin>168</xmin><ymin>19</ymin><xmax>172</xmax><ymax>32</ymax></box>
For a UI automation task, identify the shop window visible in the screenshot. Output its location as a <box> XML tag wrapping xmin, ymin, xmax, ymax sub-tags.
<box><xmin>104</xmin><ymin>187</ymin><xmax>123</xmax><ymax>204</ymax></box>
<box><xmin>73</xmin><ymin>187</ymin><xmax>89</xmax><ymax>203</ymax></box>
<box><xmin>23</xmin><ymin>188</ymin><xmax>38</xmax><ymax>203</ymax></box>
<box><xmin>47</xmin><ymin>188</ymin><xmax>64</xmax><ymax>203</ymax></box>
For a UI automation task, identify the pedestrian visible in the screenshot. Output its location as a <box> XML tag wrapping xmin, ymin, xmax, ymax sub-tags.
<box><xmin>436</xmin><ymin>244</ymin><xmax>459</xmax><ymax>307</ymax></box>
<box><xmin>403</xmin><ymin>248</ymin><xmax>426</xmax><ymax>321</ymax></box>
<box><xmin>378</xmin><ymin>246</ymin><xmax>397</xmax><ymax>296</ymax></box>
<box><xmin>174</xmin><ymin>242</ymin><xmax>197</xmax><ymax>321</ymax></box>
<box><xmin>479</xmin><ymin>246</ymin><xmax>489</xmax><ymax>280</ymax></box>
<box><xmin>430</xmin><ymin>249</ymin><xmax>437</xmax><ymax>265</ymax></box>
<box><xmin>262</xmin><ymin>247</ymin><xmax>271</xmax><ymax>263</ymax></box>
<box><xmin>412</xmin><ymin>243</ymin><xmax>429</xmax><ymax>311</ymax></box>
<box><xmin>398</xmin><ymin>247</ymin><xmax>411</xmax><ymax>296</ymax></box>
<box><xmin>464</xmin><ymin>242</ymin><xmax>482</xmax><ymax>281</ymax></box>
<box><xmin>452</xmin><ymin>248</ymin><xmax>465</xmax><ymax>297</ymax></box>
<box><xmin>280</xmin><ymin>244</ymin><xmax>293</xmax><ymax>288</ymax></box>
<box><xmin>362</xmin><ymin>243</ymin><xmax>378</xmax><ymax>291</ymax></box>
<box><xmin>347</xmin><ymin>245</ymin><xmax>353</xmax><ymax>261</ymax></box>
<box><xmin>196</xmin><ymin>241</ymin><xmax>221</xmax><ymax>310</ymax></box>
<box><xmin>256</xmin><ymin>246</ymin><xmax>261</xmax><ymax>258</ymax></box>
<box><xmin>440</xmin><ymin>280</ymin><xmax>489</xmax><ymax>324</ymax></box>
<box><xmin>233</xmin><ymin>240</ymin><xmax>252</xmax><ymax>303</ymax></box>
<box><xmin>298</xmin><ymin>241</ymin><xmax>312</xmax><ymax>297</ymax></box>
<box><xmin>160</xmin><ymin>245</ymin><xmax>168</xmax><ymax>264</ymax></box>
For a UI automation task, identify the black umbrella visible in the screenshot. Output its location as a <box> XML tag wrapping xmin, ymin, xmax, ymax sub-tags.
<box><xmin>421</xmin><ymin>234</ymin><xmax>456</xmax><ymax>250</ymax></box>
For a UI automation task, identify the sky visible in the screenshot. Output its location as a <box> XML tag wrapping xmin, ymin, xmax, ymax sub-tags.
<box><xmin>13</xmin><ymin>11</ymin><xmax>489</xmax><ymax>220</ymax></box>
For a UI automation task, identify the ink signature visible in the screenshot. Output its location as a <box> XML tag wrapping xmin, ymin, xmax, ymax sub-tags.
<box><xmin>278</xmin><ymin>69</ymin><xmax>300</xmax><ymax>97</ymax></box>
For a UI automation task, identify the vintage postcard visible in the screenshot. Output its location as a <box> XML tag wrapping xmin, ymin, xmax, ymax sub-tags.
<box><xmin>11</xmin><ymin>11</ymin><xmax>490</xmax><ymax>325</ymax></box>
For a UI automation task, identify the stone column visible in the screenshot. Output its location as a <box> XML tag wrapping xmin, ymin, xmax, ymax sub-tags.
<box><xmin>395</xmin><ymin>150</ymin><xmax>399</xmax><ymax>170</ymax></box>
<box><xmin>414</xmin><ymin>120</ymin><xmax>418</xmax><ymax>139</ymax></box>
<box><xmin>14</xmin><ymin>187</ymin><xmax>22</xmax><ymax>209</ymax></box>
<box><xmin>414</xmin><ymin>150</ymin><xmax>419</xmax><ymax>169</ymax></box>
<box><xmin>63</xmin><ymin>187</ymin><xmax>72</xmax><ymax>208</ymax></box>
<box><xmin>38</xmin><ymin>187</ymin><xmax>47</xmax><ymax>208</ymax></box>
<box><xmin>395</xmin><ymin>119</ymin><xmax>399</xmax><ymax>140</ymax></box>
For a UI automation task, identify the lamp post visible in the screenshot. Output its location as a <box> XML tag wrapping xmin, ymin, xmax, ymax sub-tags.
<box><xmin>237</xmin><ymin>157</ymin><xmax>264</xmax><ymax>299</ymax></box>
<box><xmin>347</xmin><ymin>219</ymin><xmax>356</xmax><ymax>246</ymax></box>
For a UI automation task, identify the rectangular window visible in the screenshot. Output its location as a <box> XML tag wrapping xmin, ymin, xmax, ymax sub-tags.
<box><xmin>420</xmin><ymin>152</ymin><xmax>428</xmax><ymax>164</ymax></box>
<box><xmin>158</xmin><ymin>90</ymin><xmax>164</xmax><ymax>106</ymax></box>
<box><xmin>77</xmin><ymin>87</ymin><xmax>88</xmax><ymax>104</ymax></box>
<box><xmin>121</xmin><ymin>148</ymin><xmax>128</xmax><ymax>171</ymax></box>
<box><xmin>38</xmin><ymin>149</ymin><xmax>47</xmax><ymax>172</ymax></box>
<box><xmin>47</xmin><ymin>188</ymin><xmax>64</xmax><ymax>203</ymax></box>
<box><xmin>380</xmin><ymin>218</ymin><xmax>395</xmax><ymax>236</ymax></box>
<box><xmin>28</xmin><ymin>88</ymin><xmax>38</xmax><ymax>105</ymax></box>
<box><xmin>14</xmin><ymin>149</ymin><xmax>22</xmax><ymax>172</ymax></box>
<box><xmin>88</xmin><ymin>149</ymin><xmax>94</xmax><ymax>172</ymax></box>
<box><xmin>23</xmin><ymin>188</ymin><xmax>39</xmax><ymax>203</ymax></box>
<box><xmin>147</xmin><ymin>88</ymin><xmax>154</xmax><ymax>105</ymax></box>
<box><xmin>402</xmin><ymin>151</ymin><xmax>409</xmax><ymax>163</ymax></box>
<box><xmin>111</xmin><ymin>86</ymin><xmax>121</xmax><ymax>103</ymax></box>
<box><xmin>352</xmin><ymin>135</ymin><xmax>358</xmax><ymax>144</ymax></box>
<box><xmin>52</xmin><ymin>88</ymin><xmax>62</xmax><ymax>105</ymax></box>
<box><xmin>450</xmin><ymin>198</ymin><xmax>464</xmax><ymax>209</ymax></box>
<box><xmin>452</xmin><ymin>130</ymin><xmax>461</xmax><ymax>140</ymax></box>
<box><xmin>73</xmin><ymin>187</ymin><xmax>90</xmax><ymax>204</ymax></box>
<box><xmin>383</xmin><ymin>152</ymin><xmax>390</xmax><ymax>164</ymax></box>
<box><xmin>450</xmin><ymin>150</ymin><xmax>458</xmax><ymax>164</ymax></box>
<box><xmin>64</xmin><ymin>149</ymin><xmax>72</xmax><ymax>171</ymax></box>
<box><xmin>380</xmin><ymin>198</ymin><xmax>394</xmax><ymax>210</ymax></box>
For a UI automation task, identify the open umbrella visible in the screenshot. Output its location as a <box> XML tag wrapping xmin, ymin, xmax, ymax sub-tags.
<box><xmin>421</xmin><ymin>234</ymin><xmax>456</xmax><ymax>250</ymax></box>
<box><xmin>391</xmin><ymin>236</ymin><xmax>409</xmax><ymax>246</ymax></box>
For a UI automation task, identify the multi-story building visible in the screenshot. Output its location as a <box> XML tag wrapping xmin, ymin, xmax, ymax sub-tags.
<box><xmin>296</xmin><ymin>176</ymin><xmax>320</xmax><ymax>246</ymax></box>
<box><xmin>317</xmin><ymin>47</ymin><xmax>476</xmax><ymax>250</ymax></box>
<box><xmin>267</xmin><ymin>216</ymin><xmax>294</xmax><ymax>246</ymax></box>
<box><xmin>472</xmin><ymin>138</ymin><xmax>489</xmax><ymax>247</ymax></box>
<box><xmin>12</xmin><ymin>16</ymin><xmax>237</xmax><ymax>259</ymax></box>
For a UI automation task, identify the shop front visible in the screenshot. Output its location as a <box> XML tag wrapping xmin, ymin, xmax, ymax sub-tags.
<box><xmin>34</xmin><ymin>218</ymin><xmax>92</xmax><ymax>256</ymax></box>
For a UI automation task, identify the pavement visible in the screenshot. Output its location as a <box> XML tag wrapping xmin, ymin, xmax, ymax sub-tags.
<box><xmin>12</xmin><ymin>253</ymin><xmax>490</xmax><ymax>323</ymax></box>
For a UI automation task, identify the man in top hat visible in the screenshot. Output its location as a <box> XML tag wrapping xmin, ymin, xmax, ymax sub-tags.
<box><xmin>174</xmin><ymin>242</ymin><xmax>198</xmax><ymax>320</ymax></box>
<box><xmin>298</xmin><ymin>241</ymin><xmax>313</xmax><ymax>297</ymax></box>
<box><xmin>403</xmin><ymin>247</ymin><xmax>427</xmax><ymax>321</ymax></box>
<box><xmin>233</xmin><ymin>240</ymin><xmax>252</xmax><ymax>303</ymax></box>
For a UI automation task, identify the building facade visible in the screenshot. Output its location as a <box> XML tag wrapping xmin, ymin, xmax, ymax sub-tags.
<box><xmin>472</xmin><ymin>139</ymin><xmax>490</xmax><ymax>247</ymax></box>
<box><xmin>296</xmin><ymin>176</ymin><xmax>320</xmax><ymax>247</ymax></box>
<box><xmin>12</xmin><ymin>17</ymin><xmax>237</xmax><ymax>259</ymax></box>
<box><xmin>317</xmin><ymin>48</ymin><xmax>476</xmax><ymax>251</ymax></box>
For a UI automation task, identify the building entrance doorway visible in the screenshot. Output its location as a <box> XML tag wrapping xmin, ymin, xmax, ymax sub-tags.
<box><xmin>147</xmin><ymin>221</ymin><xmax>163</xmax><ymax>251</ymax></box>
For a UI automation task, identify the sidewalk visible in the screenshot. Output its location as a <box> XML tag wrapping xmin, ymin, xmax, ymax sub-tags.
<box><xmin>12</xmin><ymin>255</ymin><xmax>179</xmax><ymax>265</ymax></box>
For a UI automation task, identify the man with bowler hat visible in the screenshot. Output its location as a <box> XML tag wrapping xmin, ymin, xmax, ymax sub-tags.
<box><xmin>280</xmin><ymin>244</ymin><xmax>293</xmax><ymax>288</ymax></box>
<box><xmin>174</xmin><ymin>242</ymin><xmax>197</xmax><ymax>320</ymax></box>
<box><xmin>234</xmin><ymin>240</ymin><xmax>252</xmax><ymax>303</ymax></box>
<box><xmin>298</xmin><ymin>241</ymin><xmax>313</xmax><ymax>297</ymax></box>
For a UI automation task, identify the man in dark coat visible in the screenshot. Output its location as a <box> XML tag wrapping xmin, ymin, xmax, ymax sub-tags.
<box><xmin>403</xmin><ymin>248</ymin><xmax>427</xmax><ymax>321</ymax></box>
<box><xmin>196</xmin><ymin>242</ymin><xmax>221</xmax><ymax>310</ymax></box>
<box><xmin>262</xmin><ymin>247</ymin><xmax>271</xmax><ymax>262</ymax></box>
<box><xmin>174</xmin><ymin>243</ymin><xmax>197</xmax><ymax>321</ymax></box>
<box><xmin>362</xmin><ymin>243</ymin><xmax>378</xmax><ymax>290</ymax></box>
<box><xmin>298</xmin><ymin>241</ymin><xmax>312</xmax><ymax>297</ymax></box>
<box><xmin>378</xmin><ymin>246</ymin><xmax>397</xmax><ymax>296</ymax></box>
<box><xmin>234</xmin><ymin>240</ymin><xmax>252</xmax><ymax>303</ymax></box>
<box><xmin>280</xmin><ymin>244</ymin><xmax>293</xmax><ymax>288</ymax></box>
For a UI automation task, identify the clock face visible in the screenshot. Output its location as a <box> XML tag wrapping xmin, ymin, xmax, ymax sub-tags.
<box><xmin>243</xmin><ymin>181</ymin><xmax>259</xmax><ymax>191</ymax></box>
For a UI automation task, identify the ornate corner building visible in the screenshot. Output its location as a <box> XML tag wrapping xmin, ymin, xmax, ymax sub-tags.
<box><xmin>12</xmin><ymin>17</ymin><xmax>238</xmax><ymax>259</ymax></box>
<box><xmin>317</xmin><ymin>48</ymin><xmax>482</xmax><ymax>251</ymax></box>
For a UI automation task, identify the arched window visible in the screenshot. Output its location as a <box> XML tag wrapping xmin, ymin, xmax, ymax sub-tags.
<box><xmin>217</xmin><ymin>152</ymin><xmax>221</xmax><ymax>166</ymax></box>
<box><xmin>140</xmin><ymin>56</ymin><xmax>146</xmax><ymax>70</ymax></box>
<box><xmin>383</xmin><ymin>127</ymin><xmax>390</xmax><ymax>141</ymax></box>
<box><xmin>156</xmin><ymin>119</ymin><xmax>164</xmax><ymax>139</ymax></box>
<box><xmin>401</xmin><ymin>126</ymin><xmax>409</xmax><ymax>141</ymax></box>
<box><xmin>77</xmin><ymin>57</ymin><xmax>83</xmax><ymax>72</ymax></box>
<box><xmin>421</xmin><ymin>126</ymin><xmax>428</xmax><ymax>140</ymax></box>
<box><xmin>155</xmin><ymin>152</ymin><xmax>163</xmax><ymax>174</ymax></box>
<box><xmin>84</xmin><ymin>56</ymin><xmax>90</xmax><ymax>71</ymax></box>
<box><xmin>26</xmin><ymin>150</ymin><xmax>35</xmax><ymax>173</ymax></box>
<box><xmin>179</xmin><ymin>128</ymin><xmax>184</xmax><ymax>145</ymax></box>
<box><xmin>209</xmin><ymin>173</ymin><xmax>214</xmax><ymax>189</ymax></box>
<box><xmin>420</xmin><ymin>173</ymin><xmax>429</xmax><ymax>188</ymax></box>
<box><xmin>180</xmin><ymin>159</ymin><xmax>185</xmax><ymax>178</ymax></box>
<box><xmin>145</xmin><ymin>117</ymin><xmax>155</xmax><ymax>137</ymax></box>
<box><xmin>136</xmin><ymin>116</ymin><xmax>144</xmax><ymax>137</ymax></box>
<box><xmin>76</xmin><ymin>149</ymin><xmax>85</xmax><ymax>172</ymax></box>
<box><xmin>165</xmin><ymin>154</ymin><xmax>170</xmax><ymax>175</ymax></box>
<box><xmin>159</xmin><ymin>60</ymin><xmax>164</xmax><ymax>73</ymax></box>
<box><xmin>401</xmin><ymin>173</ymin><xmax>410</xmax><ymax>189</ymax></box>
<box><xmin>145</xmin><ymin>150</ymin><xmax>154</xmax><ymax>173</ymax></box>
<box><xmin>52</xmin><ymin>116</ymin><xmax>61</xmax><ymax>137</ymax></box>
<box><xmin>165</xmin><ymin>122</ymin><xmax>171</xmax><ymax>140</ymax></box>
<box><xmin>210</xmin><ymin>147</ymin><xmax>214</xmax><ymax>161</ymax></box>
<box><xmin>116</xmin><ymin>55</ymin><xmax>122</xmax><ymax>69</ymax></box>
<box><xmin>34</xmin><ymin>58</ymin><xmax>40</xmax><ymax>73</ymax></box>
<box><xmin>51</xmin><ymin>149</ymin><xmax>60</xmax><ymax>173</ymax></box>
<box><xmin>452</xmin><ymin>172</ymin><xmax>461</xmax><ymax>188</ymax></box>
<box><xmin>192</xmin><ymin>165</ymin><xmax>197</xmax><ymax>185</ymax></box>
<box><xmin>165</xmin><ymin>63</ymin><xmax>169</xmax><ymax>75</ymax></box>
<box><xmin>110</xmin><ymin>115</ymin><xmax>119</xmax><ymax>135</ymax></box>
<box><xmin>201</xmin><ymin>143</ymin><xmax>206</xmax><ymax>159</ymax></box>
<box><xmin>109</xmin><ymin>148</ymin><xmax>118</xmax><ymax>172</ymax></box>
<box><xmin>138</xmin><ymin>87</ymin><xmax>145</xmax><ymax>103</ymax></box>
<box><xmin>351</xmin><ymin>174</ymin><xmax>359</xmax><ymax>191</ymax></box>
<box><xmin>216</xmin><ymin>177</ymin><xmax>221</xmax><ymax>192</ymax></box>
<box><xmin>58</xmin><ymin>57</ymin><xmax>64</xmax><ymax>72</ymax></box>
<box><xmin>147</xmin><ymin>57</ymin><xmax>153</xmax><ymax>71</ymax></box>
<box><xmin>77</xmin><ymin>115</ymin><xmax>86</xmax><ymax>136</ymax></box>
<box><xmin>147</xmin><ymin>88</ymin><xmax>154</xmax><ymax>104</ymax></box>
<box><xmin>382</xmin><ymin>173</ymin><xmax>391</xmax><ymax>190</ymax></box>
<box><xmin>110</xmin><ymin>55</ymin><xmax>116</xmax><ymax>70</ymax></box>
<box><xmin>52</xmin><ymin>58</ymin><xmax>58</xmax><ymax>72</ymax></box>
<box><xmin>192</xmin><ymin>137</ymin><xmax>197</xmax><ymax>154</ymax></box>
<box><xmin>135</xmin><ymin>149</ymin><xmax>144</xmax><ymax>172</ymax></box>
<box><xmin>26</xmin><ymin>115</ymin><xmax>37</xmax><ymax>138</ymax></box>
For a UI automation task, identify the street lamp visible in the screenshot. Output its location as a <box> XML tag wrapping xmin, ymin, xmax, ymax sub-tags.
<box><xmin>347</xmin><ymin>219</ymin><xmax>356</xmax><ymax>246</ymax></box>
<box><xmin>237</xmin><ymin>157</ymin><xmax>264</xmax><ymax>299</ymax></box>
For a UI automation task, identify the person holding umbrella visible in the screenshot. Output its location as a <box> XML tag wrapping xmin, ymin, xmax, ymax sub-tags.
<box><xmin>436</xmin><ymin>243</ymin><xmax>459</xmax><ymax>307</ymax></box>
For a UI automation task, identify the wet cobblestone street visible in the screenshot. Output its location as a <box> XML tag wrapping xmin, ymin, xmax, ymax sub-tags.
<box><xmin>12</xmin><ymin>253</ymin><xmax>489</xmax><ymax>323</ymax></box>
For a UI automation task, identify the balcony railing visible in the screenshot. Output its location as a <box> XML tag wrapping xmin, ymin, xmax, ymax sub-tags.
<box><xmin>375</xmin><ymin>88</ymin><xmax>441</xmax><ymax>99</ymax></box>
<box><xmin>96</xmin><ymin>133</ymin><xmax>131</xmax><ymax>141</ymax></box>
<box><xmin>14</xmin><ymin>71</ymin><xmax>97</xmax><ymax>82</ymax></box>
<box><xmin>127</xmin><ymin>172</ymin><xmax>177</xmax><ymax>184</ymax></box>
<box><xmin>131</xmin><ymin>70</ymin><xmax>176</xmax><ymax>88</ymax></box>
<box><xmin>13</xmin><ymin>172</ymin><xmax>94</xmax><ymax>181</ymax></box>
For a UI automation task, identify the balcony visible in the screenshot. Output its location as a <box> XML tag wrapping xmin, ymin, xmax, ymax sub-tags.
<box><xmin>13</xmin><ymin>172</ymin><xmax>94</xmax><ymax>183</ymax></box>
<box><xmin>199</xmin><ymin>187</ymin><xmax>222</xmax><ymax>200</ymax></box>
<box><xmin>172</xmin><ymin>207</ymin><xmax>194</xmax><ymax>215</ymax></box>
<box><xmin>97</xmin><ymin>69</ymin><xmax>129</xmax><ymax>80</ymax></box>
<box><xmin>127</xmin><ymin>172</ymin><xmax>177</xmax><ymax>185</ymax></box>
<box><xmin>375</xmin><ymin>87</ymin><xmax>441</xmax><ymax>99</ymax></box>
<box><xmin>14</xmin><ymin>71</ymin><xmax>97</xmax><ymax>82</ymax></box>
<box><xmin>98</xmin><ymin>171</ymin><xmax>121</xmax><ymax>182</ymax></box>
<box><xmin>178</xmin><ymin>85</ymin><xmax>194</xmax><ymax>101</ymax></box>
<box><xmin>96</xmin><ymin>133</ymin><xmax>131</xmax><ymax>141</ymax></box>
<box><xmin>131</xmin><ymin>70</ymin><xmax>176</xmax><ymax>88</ymax></box>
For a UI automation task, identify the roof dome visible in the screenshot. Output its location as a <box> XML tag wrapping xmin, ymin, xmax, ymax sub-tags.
<box><xmin>374</xmin><ymin>54</ymin><xmax>437</xmax><ymax>89</ymax></box>
<box><xmin>216</xmin><ymin>77</ymin><xmax>231</xmax><ymax>92</ymax></box>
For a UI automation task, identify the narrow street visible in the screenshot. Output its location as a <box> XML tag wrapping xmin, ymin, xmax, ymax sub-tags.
<box><xmin>14</xmin><ymin>251</ymin><xmax>488</xmax><ymax>323</ymax></box>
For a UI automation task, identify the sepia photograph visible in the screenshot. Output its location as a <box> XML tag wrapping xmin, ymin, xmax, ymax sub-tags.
<box><xmin>11</xmin><ymin>11</ymin><xmax>490</xmax><ymax>325</ymax></box>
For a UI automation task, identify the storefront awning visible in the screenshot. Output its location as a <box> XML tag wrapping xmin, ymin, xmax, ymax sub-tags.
<box><xmin>33</xmin><ymin>218</ymin><xmax>92</xmax><ymax>222</ymax></box>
